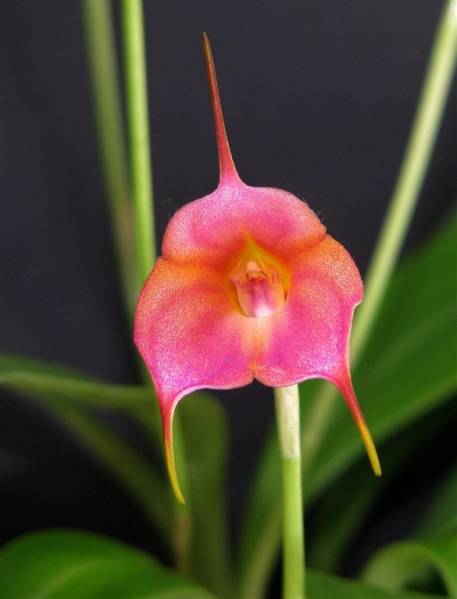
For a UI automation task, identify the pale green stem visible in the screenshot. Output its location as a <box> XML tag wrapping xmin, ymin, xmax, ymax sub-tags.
<box><xmin>82</xmin><ymin>0</ymin><xmax>135</xmax><ymax>315</ymax></box>
<box><xmin>121</xmin><ymin>0</ymin><xmax>191</xmax><ymax>571</ymax></box>
<box><xmin>301</xmin><ymin>0</ymin><xmax>457</xmax><ymax>477</ymax></box>
<box><xmin>121</xmin><ymin>0</ymin><xmax>155</xmax><ymax>285</ymax></box>
<box><xmin>275</xmin><ymin>385</ymin><xmax>306</xmax><ymax>599</ymax></box>
<box><xmin>83</xmin><ymin>0</ymin><xmax>163</xmax><ymax>439</ymax></box>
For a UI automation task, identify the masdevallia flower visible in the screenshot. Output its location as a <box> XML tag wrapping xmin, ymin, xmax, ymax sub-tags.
<box><xmin>134</xmin><ymin>35</ymin><xmax>381</xmax><ymax>503</ymax></box>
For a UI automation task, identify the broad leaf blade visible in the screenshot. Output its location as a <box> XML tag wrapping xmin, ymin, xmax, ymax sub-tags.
<box><xmin>0</xmin><ymin>354</ymin><xmax>171</xmax><ymax>538</ymax></box>
<box><xmin>308</xmin><ymin>570</ymin><xmax>443</xmax><ymax>599</ymax></box>
<box><xmin>363</xmin><ymin>531</ymin><xmax>457</xmax><ymax>597</ymax></box>
<box><xmin>236</xmin><ymin>433</ymin><xmax>282</xmax><ymax>599</ymax></box>
<box><xmin>179</xmin><ymin>395</ymin><xmax>232</xmax><ymax>598</ymax></box>
<box><xmin>417</xmin><ymin>465</ymin><xmax>457</xmax><ymax>537</ymax></box>
<box><xmin>0</xmin><ymin>354</ymin><xmax>152</xmax><ymax>410</ymax></box>
<box><xmin>43</xmin><ymin>396</ymin><xmax>170</xmax><ymax>541</ymax></box>
<box><xmin>308</xmin><ymin>408</ymin><xmax>453</xmax><ymax>573</ymax></box>
<box><xmin>0</xmin><ymin>530</ymin><xmax>216</xmax><ymax>598</ymax></box>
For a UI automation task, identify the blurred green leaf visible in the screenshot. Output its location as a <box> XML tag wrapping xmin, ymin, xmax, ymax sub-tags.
<box><xmin>308</xmin><ymin>407</ymin><xmax>454</xmax><ymax>573</ymax></box>
<box><xmin>82</xmin><ymin>0</ymin><xmax>135</xmax><ymax>316</ymax></box>
<box><xmin>235</xmin><ymin>429</ymin><xmax>283</xmax><ymax>599</ymax></box>
<box><xmin>238</xmin><ymin>215</ymin><xmax>457</xmax><ymax>597</ymax></box>
<box><xmin>44</xmin><ymin>397</ymin><xmax>170</xmax><ymax>541</ymax></box>
<box><xmin>179</xmin><ymin>395</ymin><xmax>232</xmax><ymax>598</ymax></box>
<box><xmin>0</xmin><ymin>354</ymin><xmax>152</xmax><ymax>409</ymax></box>
<box><xmin>0</xmin><ymin>354</ymin><xmax>231</xmax><ymax>568</ymax></box>
<box><xmin>362</xmin><ymin>462</ymin><xmax>457</xmax><ymax>596</ymax></box>
<box><xmin>363</xmin><ymin>529</ymin><xmax>457</xmax><ymax>597</ymax></box>
<box><xmin>308</xmin><ymin>456</ymin><xmax>381</xmax><ymax>574</ymax></box>
<box><xmin>308</xmin><ymin>570</ymin><xmax>443</xmax><ymax>599</ymax></box>
<box><xmin>0</xmin><ymin>530</ymin><xmax>216</xmax><ymax>598</ymax></box>
<box><xmin>417</xmin><ymin>465</ymin><xmax>457</xmax><ymax>537</ymax></box>
<box><xmin>0</xmin><ymin>355</ymin><xmax>171</xmax><ymax>541</ymax></box>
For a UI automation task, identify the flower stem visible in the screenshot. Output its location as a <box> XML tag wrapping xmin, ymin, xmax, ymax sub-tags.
<box><xmin>121</xmin><ymin>0</ymin><xmax>156</xmax><ymax>285</ymax></box>
<box><xmin>275</xmin><ymin>385</ymin><xmax>305</xmax><ymax>599</ymax></box>
<box><xmin>301</xmin><ymin>0</ymin><xmax>457</xmax><ymax>477</ymax></box>
<box><xmin>121</xmin><ymin>0</ymin><xmax>191</xmax><ymax>571</ymax></box>
<box><xmin>82</xmin><ymin>0</ymin><xmax>135</xmax><ymax>315</ymax></box>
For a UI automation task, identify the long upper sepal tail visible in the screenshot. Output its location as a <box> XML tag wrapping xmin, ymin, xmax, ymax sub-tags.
<box><xmin>203</xmin><ymin>32</ymin><xmax>240</xmax><ymax>185</ymax></box>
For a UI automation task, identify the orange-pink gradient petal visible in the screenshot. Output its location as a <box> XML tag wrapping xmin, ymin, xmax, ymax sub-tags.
<box><xmin>163</xmin><ymin>183</ymin><xmax>326</xmax><ymax>269</ymax></box>
<box><xmin>254</xmin><ymin>235</ymin><xmax>380</xmax><ymax>476</ymax></box>
<box><xmin>255</xmin><ymin>236</ymin><xmax>363</xmax><ymax>387</ymax></box>
<box><xmin>134</xmin><ymin>258</ymin><xmax>257</xmax><ymax>501</ymax></box>
<box><xmin>135</xmin><ymin>258</ymin><xmax>257</xmax><ymax>399</ymax></box>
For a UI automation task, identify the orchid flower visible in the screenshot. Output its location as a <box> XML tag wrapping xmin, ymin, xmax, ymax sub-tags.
<box><xmin>134</xmin><ymin>35</ymin><xmax>381</xmax><ymax>503</ymax></box>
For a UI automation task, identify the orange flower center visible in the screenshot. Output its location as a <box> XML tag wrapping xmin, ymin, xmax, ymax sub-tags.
<box><xmin>230</xmin><ymin>253</ymin><xmax>286</xmax><ymax>318</ymax></box>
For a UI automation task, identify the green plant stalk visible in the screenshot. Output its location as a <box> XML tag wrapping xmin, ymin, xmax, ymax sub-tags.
<box><xmin>351</xmin><ymin>0</ymin><xmax>457</xmax><ymax>361</ymax></box>
<box><xmin>238</xmin><ymin>1</ymin><xmax>457</xmax><ymax>595</ymax></box>
<box><xmin>121</xmin><ymin>0</ymin><xmax>155</xmax><ymax>287</ymax></box>
<box><xmin>85</xmin><ymin>0</ymin><xmax>164</xmax><ymax>439</ymax></box>
<box><xmin>301</xmin><ymin>0</ymin><xmax>457</xmax><ymax>478</ymax></box>
<box><xmin>83</xmin><ymin>0</ymin><xmax>169</xmax><ymax>506</ymax></box>
<box><xmin>275</xmin><ymin>385</ymin><xmax>305</xmax><ymax>599</ymax></box>
<box><xmin>121</xmin><ymin>0</ymin><xmax>191</xmax><ymax>572</ymax></box>
<box><xmin>82</xmin><ymin>0</ymin><xmax>135</xmax><ymax>315</ymax></box>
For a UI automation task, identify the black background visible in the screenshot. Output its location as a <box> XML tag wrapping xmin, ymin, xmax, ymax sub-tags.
<box><xmin>0</xmin><ymin>0</ymin><xmax>456</xmax><ymax>592</ymax></box>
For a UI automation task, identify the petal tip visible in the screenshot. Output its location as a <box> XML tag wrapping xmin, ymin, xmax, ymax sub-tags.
<box><xmin>163</xmin><ymin>402</ymin><xmax>186</xmax><ymax>504</ymax></box>
<box><xmin>356</xmin><ymin>417</ymin><xmax>382</xmax><ymax>477</ymax></box>
<box><xmin>164</xmin><ymin>435</ymin><xmax>186</xmax><ymax>504</ymax></box>
<box><xmin>202</xmin><ymin>31</ymin><xmax>239</xmax><ymax>185</ymax></box>
<box><xmin>336</xmin><ymin>375</ymin><xmax>382</xmax><ymax>477</ymax></box>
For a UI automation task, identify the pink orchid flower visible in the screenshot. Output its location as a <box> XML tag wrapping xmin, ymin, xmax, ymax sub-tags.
<box><xmin>134</xmin><ymin>35</ymin><xmax>381</xmax><ymax>503</ymax></box>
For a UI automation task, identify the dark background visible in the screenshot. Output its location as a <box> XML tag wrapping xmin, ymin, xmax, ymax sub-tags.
<box><xmin>0</xmin><ymin>0</ymin><xmax>455</xmax><ymax>590</ymax></box>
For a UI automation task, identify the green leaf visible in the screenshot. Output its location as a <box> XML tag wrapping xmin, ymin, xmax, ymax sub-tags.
<box><xmin>417</xmin><ymin>465</ymin><xmax>457</xmax><ymax>537</ymax></box>
<box><xmin>308</xmin><ymin>570</ymin><xmax>443</xmax><ymax>599</ymax></box>
<box><xmin>0</xmin><ymin>354</ymin><xmax>152</xmax><ymax>410</ymax></box>
<box><xmin>318</xmin><ymin>462</ymin><xmax>457</xmax><ymax>588</ymax></box>
<box><xmin>0</xmin><ymin>354</ymin><xmax>230</xmax><ymax>571</ymax></box>
<box><xmin>0</xmin><ymin>355</ymin><xmax>170</xmax><ymax>541</ymax></box>
<box><xmin>236</xmin><ymin>432</ymin><xmax>282</xmax><ymax>599</ymax></box>
<box><xmin>363</xmin><ymin>530</ymin><xmax>457</xmax><ymax>597</ymax></box>
<box><xmin>82</xmin><ymin>0</ymin><xmax>135</xmax><ymax>316</ymax></box>
<box><xmin>308</xmin><ymin>407</ymin><xmax>453</xmax><ymax>573</ymax></box>
<box><xmin>0</xmin><ymin>530</ymin><xmax>216</xmax><ymax>598</ymax></box>
<box><xmin>45</xmin><ymin>397</ymin><xmax>170</xmax><ymax>542</ymax></box>
<box><xmin>238</xmin><ymin>215</ymin><xmax>457</xmax><ymax>597</ymax></box>
<box><xmin>179</xmin><ymin>395</ymin><xmax>232</xmax><ymax>598</ymax></box>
